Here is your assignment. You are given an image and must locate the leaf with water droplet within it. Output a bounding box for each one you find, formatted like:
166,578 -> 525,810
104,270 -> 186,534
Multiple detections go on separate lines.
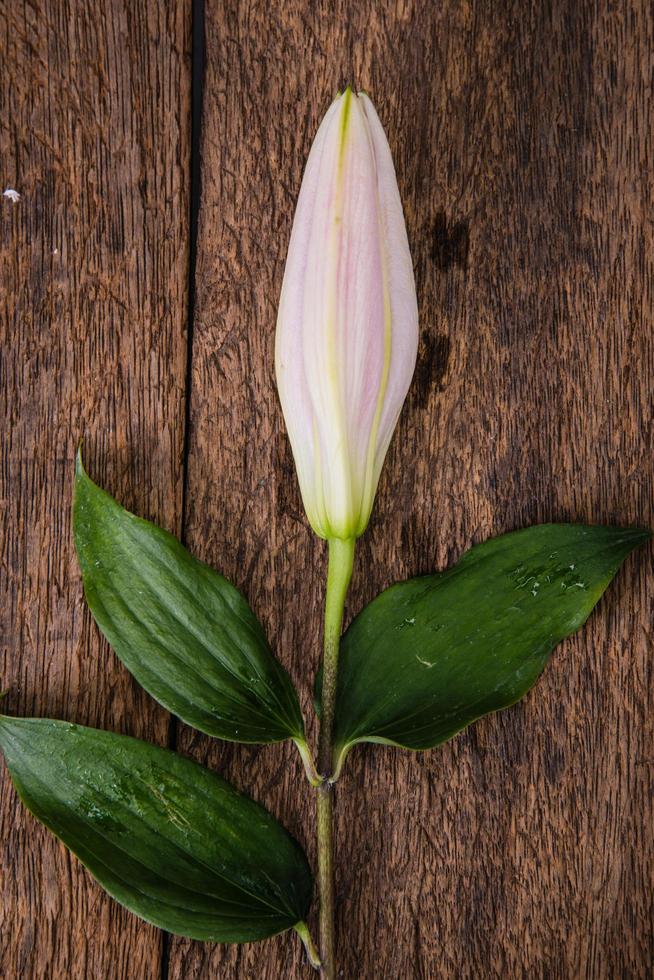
0,716 -> 313,942
330,524 -> 649,776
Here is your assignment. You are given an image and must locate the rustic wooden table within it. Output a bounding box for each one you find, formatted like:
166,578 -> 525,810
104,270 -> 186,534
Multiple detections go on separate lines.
2,2 -> 652,978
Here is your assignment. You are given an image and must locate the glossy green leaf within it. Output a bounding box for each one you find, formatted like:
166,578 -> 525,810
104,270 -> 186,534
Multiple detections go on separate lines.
0,716 -> 312,942
332,524 -> 649,774
74,452 -> 304,745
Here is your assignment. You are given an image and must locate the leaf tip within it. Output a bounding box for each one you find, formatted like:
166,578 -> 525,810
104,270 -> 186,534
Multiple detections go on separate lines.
0,692 -> 12,733
0,710 -> 15,752
75,442 -> 88,481
625,526 -> 651,546
608,525 -> 652,562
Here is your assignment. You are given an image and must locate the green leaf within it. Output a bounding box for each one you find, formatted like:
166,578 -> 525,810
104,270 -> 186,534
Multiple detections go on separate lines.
332,524 -> 649,774
0,716 -> 312,942
74,452 -> 304,745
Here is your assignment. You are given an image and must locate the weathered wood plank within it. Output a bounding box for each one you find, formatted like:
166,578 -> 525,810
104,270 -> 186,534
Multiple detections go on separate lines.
177,1 -> 653,977
0,2 -> 191,977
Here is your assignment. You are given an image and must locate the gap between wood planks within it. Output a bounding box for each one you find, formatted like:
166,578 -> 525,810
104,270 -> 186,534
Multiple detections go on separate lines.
161,0 -> 206,977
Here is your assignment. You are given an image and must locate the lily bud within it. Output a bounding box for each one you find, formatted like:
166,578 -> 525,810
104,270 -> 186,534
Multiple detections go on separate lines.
275,88 -> 419,541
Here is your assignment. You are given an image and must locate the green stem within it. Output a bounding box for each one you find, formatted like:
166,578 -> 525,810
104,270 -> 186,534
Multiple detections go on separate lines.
317,538 -> 355,776
316,536 -> 355,979
294,920 -> 322,970
316,786 -> 334,977
294,736 -> 323,787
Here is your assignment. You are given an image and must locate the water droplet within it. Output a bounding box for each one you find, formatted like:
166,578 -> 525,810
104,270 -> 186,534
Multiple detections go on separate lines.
79,797 -> 122,833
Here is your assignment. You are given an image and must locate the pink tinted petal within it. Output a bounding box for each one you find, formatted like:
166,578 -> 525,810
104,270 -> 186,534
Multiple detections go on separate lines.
336,94 -> 386,515
275,91 -> 418,540
359,94 -> 419,471
275,98 -> 342,534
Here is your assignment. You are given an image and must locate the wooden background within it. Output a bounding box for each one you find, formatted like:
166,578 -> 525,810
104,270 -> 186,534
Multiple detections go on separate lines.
1,1 -> 652,977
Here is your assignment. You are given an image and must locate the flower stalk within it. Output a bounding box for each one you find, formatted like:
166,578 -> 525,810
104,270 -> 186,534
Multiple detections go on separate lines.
315,537 -> 355,977
317,538 -> 355,776
276,87 -> 418,976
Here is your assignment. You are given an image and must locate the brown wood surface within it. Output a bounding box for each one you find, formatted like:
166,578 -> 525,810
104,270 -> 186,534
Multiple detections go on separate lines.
1,0 -> 653,978
0,0 -> 191,977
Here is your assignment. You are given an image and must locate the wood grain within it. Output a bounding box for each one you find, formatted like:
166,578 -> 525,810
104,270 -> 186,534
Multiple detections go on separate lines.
2,0 -> 652,978
177,1 -> 653,978
0,2 -> 190,978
